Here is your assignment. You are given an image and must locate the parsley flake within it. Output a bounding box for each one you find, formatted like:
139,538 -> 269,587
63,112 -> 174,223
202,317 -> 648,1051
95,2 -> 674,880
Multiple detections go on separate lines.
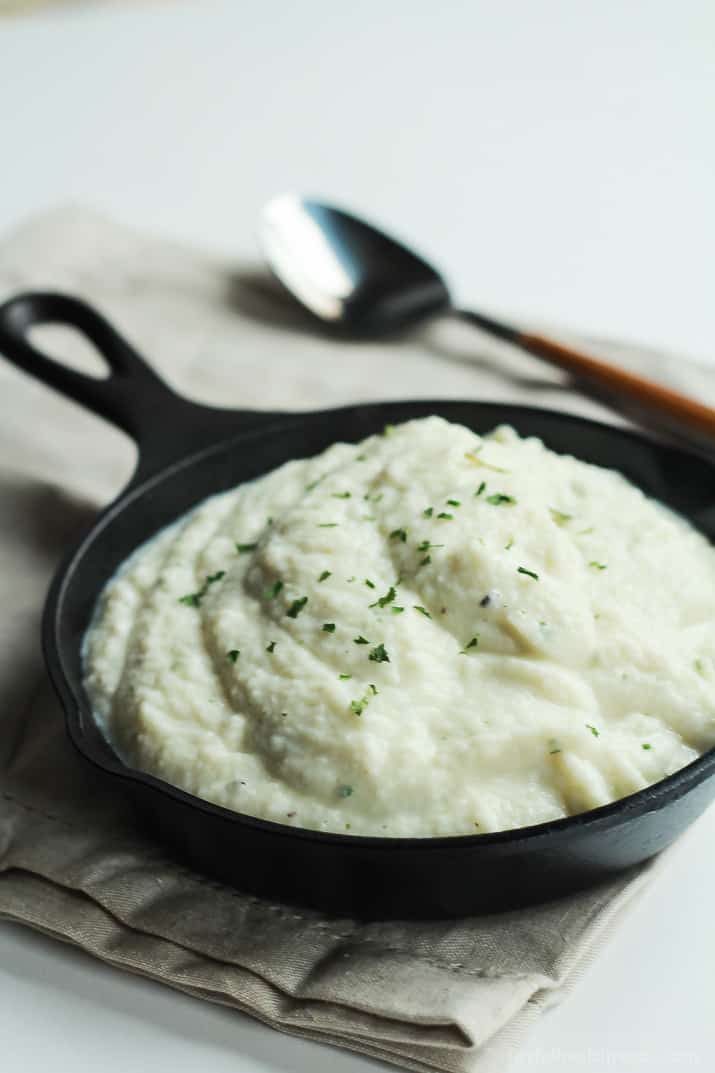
339,673 -> 352,680
350,699 -> 366,716
365,579 -> 376,589
642,743 -> 652,750
517,566 -> 539,580
392,605 -> 405,613
318,570 -> 332,582
382,424 -> 396,436
368,643 -> 390,663
475,481 -> 486,497
586,723 -> 600,737
446,498 -> 461,507
263,579 -> 284,600
369,683 -> 379,695
318,523 -> 338,528
419,555 -> 431,567
227,649 -> 240,663
423,506 -> 434,517
286,596 -> 308,618
332,491 -> 352,499
354,635 -> 370,645
370,585 -> 396,609
338,784 -> 354,797
236,542 -> 258,553
178,570 -> 226,608
322,622 -> 336,633
486,493 -> 516,506
389,528 -> 408,542
589,561 -> 607,571
461,636 -> 479,653
266,641 -> 276,653
305,476 -> 324,492
417,540 -> 444,552
549,508 -> 572,525
437,512 -> 453,520
413,605 -> 431,618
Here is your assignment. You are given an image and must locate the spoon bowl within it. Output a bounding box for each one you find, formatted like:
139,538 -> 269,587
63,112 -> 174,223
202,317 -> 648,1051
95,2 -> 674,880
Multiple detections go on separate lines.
262,195 -> 450,334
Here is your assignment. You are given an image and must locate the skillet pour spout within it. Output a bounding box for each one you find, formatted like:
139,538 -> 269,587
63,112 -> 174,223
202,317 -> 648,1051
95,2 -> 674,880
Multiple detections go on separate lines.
1,290 -> 714,920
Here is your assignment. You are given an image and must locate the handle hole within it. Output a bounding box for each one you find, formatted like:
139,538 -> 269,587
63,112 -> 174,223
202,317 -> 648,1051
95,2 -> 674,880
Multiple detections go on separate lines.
29,324 -> 110,380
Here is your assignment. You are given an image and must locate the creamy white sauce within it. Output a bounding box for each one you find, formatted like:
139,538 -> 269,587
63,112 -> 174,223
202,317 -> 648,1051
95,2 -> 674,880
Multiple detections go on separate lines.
83,418 -> 715,836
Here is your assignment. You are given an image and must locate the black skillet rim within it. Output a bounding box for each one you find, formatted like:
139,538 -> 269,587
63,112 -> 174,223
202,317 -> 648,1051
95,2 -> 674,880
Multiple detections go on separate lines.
44,398 -> 715,853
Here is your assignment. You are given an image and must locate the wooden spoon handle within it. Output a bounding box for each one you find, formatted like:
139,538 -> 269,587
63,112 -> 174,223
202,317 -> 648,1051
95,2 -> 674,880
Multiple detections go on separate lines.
518,331 -> 715,440
456,309 -> 715,442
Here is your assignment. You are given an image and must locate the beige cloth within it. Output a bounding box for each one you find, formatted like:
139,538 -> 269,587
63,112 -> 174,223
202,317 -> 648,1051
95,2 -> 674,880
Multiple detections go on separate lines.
1,208 -> 713,1073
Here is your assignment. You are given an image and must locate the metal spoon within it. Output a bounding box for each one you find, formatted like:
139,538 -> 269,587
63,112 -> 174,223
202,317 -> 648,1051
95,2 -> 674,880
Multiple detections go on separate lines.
261,194 -> 715,444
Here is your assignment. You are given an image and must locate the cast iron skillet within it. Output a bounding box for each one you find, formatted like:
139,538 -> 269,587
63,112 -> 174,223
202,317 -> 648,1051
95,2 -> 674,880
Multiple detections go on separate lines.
1,291 -> 714,920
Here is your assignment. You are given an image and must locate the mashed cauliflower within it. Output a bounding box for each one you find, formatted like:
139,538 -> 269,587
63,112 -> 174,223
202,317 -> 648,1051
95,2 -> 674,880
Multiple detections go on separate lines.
83,418 -> 715,836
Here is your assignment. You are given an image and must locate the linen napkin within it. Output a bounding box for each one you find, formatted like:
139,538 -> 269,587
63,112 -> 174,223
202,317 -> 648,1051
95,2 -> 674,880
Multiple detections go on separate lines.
1,207 -> 713,1073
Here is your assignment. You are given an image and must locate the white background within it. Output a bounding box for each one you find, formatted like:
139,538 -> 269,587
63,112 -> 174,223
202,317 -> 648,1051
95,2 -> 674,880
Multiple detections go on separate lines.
1,2 -> 714,1071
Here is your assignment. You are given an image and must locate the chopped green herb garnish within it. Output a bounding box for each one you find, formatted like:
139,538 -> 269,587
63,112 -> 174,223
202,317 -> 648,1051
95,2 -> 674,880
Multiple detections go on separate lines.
178,570 -> 226,608
577,527 -> 594,536
423,506 -> 434,517
305,476 -> 324,492
364,492 -> 383,502
350,699 -> 366,716
417,540 -> 444,552
266,641 -> 276,653
389,528 -> 408,542
437,512 -> 453,520
465,451 -> 509,473
517,566 -> 539,580
369,683 -> 379,695
695,658 -> 704,674
263,579 -> 284,600
586,723 -> 600,737
354,635 -> 370,645
549,508 -> 572,525
318,523 -> 338,528
364,579 -> 376,589
419,555 -> 431,567
413,605 -> 431,618
505,538 -> 514,550
391,605 -> 405,614
332,491 -> 352,499
370,585 -> 396,609
589,561 -> 607,570
383,424 -> 396,436
356,454 -> 366,461
227,649 -> 240,663
368,643 -> 390,663
236,542 -> 258,554
461,636 -> 479,653
475,481 -> 486,497
286,596 -> 308,618
486,493 -> 516,506
549,747 -> 561,755
338,784 -> 354,797
339,673 -> 352,680
642,743 -> 652,750
318,570 -> 332,582
322,622 -> 336,633
446,498 -> 461,507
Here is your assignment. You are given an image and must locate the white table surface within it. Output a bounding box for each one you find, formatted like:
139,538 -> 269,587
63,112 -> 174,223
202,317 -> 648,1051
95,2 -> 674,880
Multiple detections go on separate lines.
1,2 -> 713,1070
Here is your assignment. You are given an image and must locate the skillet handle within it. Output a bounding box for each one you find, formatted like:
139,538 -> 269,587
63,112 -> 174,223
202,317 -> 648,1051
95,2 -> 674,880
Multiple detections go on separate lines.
0,291 -> 188,444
